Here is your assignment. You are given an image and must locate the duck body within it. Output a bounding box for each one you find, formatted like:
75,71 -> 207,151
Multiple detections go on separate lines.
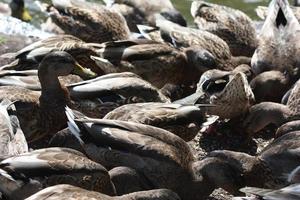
252,0 -> 300,77
155,18 -> 251,72
104,102 -> 207,141
25,184 -> 180,200
92,39 -> 200,88
49,0 -> 130,43
195,131 -> 300,196
52,109 -> 219,200
191,1 -> 257,57
1,35 -> 102,76
0,99 -> 28,159
0,147 -> 116,200
105,0 -> 186,31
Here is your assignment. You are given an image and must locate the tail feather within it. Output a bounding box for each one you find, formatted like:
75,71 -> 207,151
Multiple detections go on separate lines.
65,106 -> 84,145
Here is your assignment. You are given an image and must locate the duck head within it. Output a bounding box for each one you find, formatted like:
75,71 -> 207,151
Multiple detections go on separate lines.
198,70 -> 255,119
38,51 -> 96,86
252,0 -> 300,75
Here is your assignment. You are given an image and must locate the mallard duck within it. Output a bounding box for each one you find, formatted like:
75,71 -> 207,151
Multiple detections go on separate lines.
244,79 -> 300,135
193,131 -> 300,196
175,69 -> 255,119
252,0 -> 300,78
104,0 -> 186,31
191,1 -> 257,57
91,39 -> 211,88
0,51 -> 95,143
49,0 -> 130,43
48,107 -> 233,200
0,147 -> 116,200
104,102 -> 211,141
0,99 -> 27,159
25,184 -> 180,200
155,18 -> 251,72
250,71 -> 293,103
0,0 -> 31,22
1,35 -> 102,76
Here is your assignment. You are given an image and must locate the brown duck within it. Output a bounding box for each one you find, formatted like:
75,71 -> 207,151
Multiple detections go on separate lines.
104,102 -> 210,141
49,0 -> 130,43
91,39 -> 210,88
0,147 -> 116,200
155,18 -> 251,72
0,51 -> 94,143
1,34 -> 102,76
191,1 -> 257,57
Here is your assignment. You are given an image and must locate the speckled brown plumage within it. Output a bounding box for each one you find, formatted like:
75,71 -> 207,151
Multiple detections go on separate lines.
93,39 -> 202,88
0,147 -> 116,200
104,103 -> 207,141
49,0 -> 130,43
156,19 -> 251,71
191,1 -> 257,57
1,35 -> 103,75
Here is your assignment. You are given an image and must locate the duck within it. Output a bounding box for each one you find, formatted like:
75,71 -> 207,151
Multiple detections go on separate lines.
244,79 -> 300,135
91,39 -> 211,88
1,34 -> 103,76
48,0 -> 130,43
0,0 -> 31,22
0,147 -> 116,200
250,71 -> 293,103
0,51 -> 95,143
190,1 -> 257,57
175,69 -> 255,120
104,0 -> 186,32
154,17 -> 251,72
192,131 -> 300,196
103,102 -> 212,141
25,184 -> 180,200
49,108 -> 207,199
48,107 -> 241,200
0,99 -> 28,160
251,0 -> 300,79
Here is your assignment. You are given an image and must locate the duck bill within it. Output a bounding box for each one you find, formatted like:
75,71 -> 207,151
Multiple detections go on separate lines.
260,0 -> 300,36
72,62 -> 97,80
21,8 -> 32,22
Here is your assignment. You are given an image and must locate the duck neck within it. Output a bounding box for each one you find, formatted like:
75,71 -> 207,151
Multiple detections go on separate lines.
39,74 -> 70,109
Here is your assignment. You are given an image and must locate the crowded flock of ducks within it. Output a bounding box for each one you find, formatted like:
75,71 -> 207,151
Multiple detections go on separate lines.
0,0 -> 300,199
